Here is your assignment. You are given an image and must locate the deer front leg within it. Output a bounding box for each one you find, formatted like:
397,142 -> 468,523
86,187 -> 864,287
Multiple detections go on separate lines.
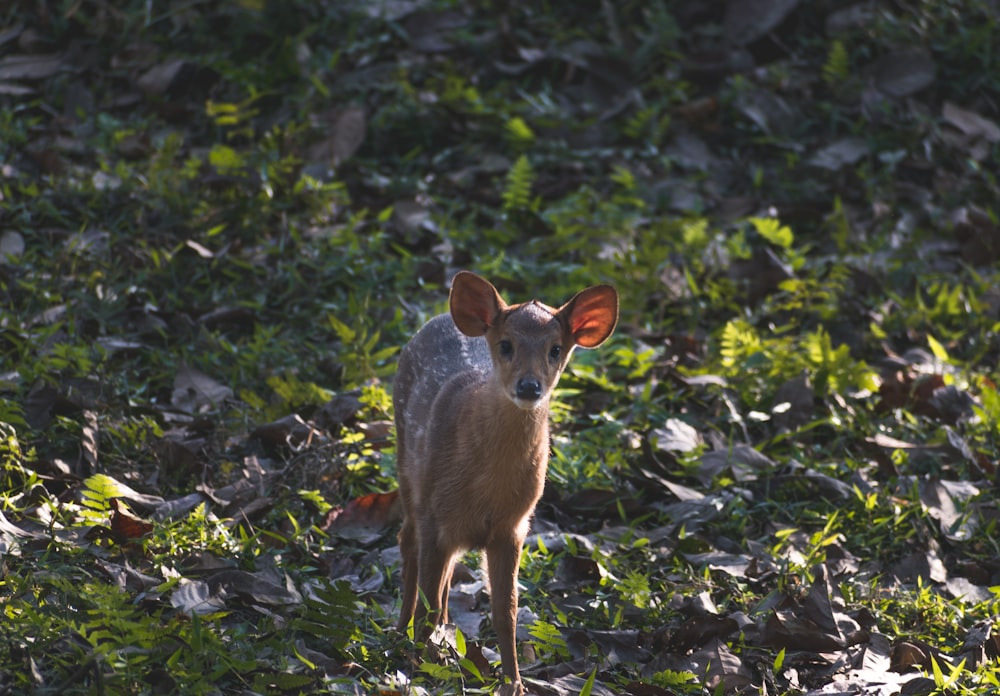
486,534 -> 524,686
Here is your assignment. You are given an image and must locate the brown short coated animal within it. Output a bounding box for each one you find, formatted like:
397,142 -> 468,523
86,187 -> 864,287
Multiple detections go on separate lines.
393,271 -> 619,692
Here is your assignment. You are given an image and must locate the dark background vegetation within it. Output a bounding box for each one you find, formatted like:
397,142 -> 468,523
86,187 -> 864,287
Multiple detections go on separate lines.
1,0 -> 999,693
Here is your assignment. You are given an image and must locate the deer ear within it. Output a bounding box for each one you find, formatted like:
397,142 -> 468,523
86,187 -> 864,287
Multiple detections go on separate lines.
561,284 -> 619,348
450,271 -> 507,337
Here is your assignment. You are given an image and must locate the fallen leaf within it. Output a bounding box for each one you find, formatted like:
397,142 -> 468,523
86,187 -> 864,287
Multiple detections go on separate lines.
724,0 -> 801,45
698,444 -> 775,485
109,498 -> 154,541
682,551 -> 751,577
314,391 -> 363,430
808,137 -> 869,170
323,491 -> 401,542
206,569 -> 303,606
650,418 -> 703,453
942,101 -> 1000,142
253,414 -> 321,451
556,554 -> 605,584
0,81 -> 34,95
136,58 -> 186,95
687,637 -> 752,691
332,105 -> 367,165
944,576 -> 991,605
0,52 -> 62,80
872,48 -> 936,98
170,578 -> 228,615
0,230 -> 24,260
668,615 -> 739,653
0,509 -> 45,540
403,9 -> 466,52
893,549 -> 948,584
363,0 -> 427,20
171,364 -> 234,413
919,478 -> 979,542
890,640 -> 937,672
762,609 -> 844,652
771,373 -> 814,431
152,492 -> 208,521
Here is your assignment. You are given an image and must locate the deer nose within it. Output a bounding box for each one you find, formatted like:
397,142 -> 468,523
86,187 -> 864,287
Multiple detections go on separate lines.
516,377 -> 543,401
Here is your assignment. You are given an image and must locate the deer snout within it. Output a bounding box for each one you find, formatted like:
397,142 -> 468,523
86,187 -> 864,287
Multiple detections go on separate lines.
515,376 -> 543,403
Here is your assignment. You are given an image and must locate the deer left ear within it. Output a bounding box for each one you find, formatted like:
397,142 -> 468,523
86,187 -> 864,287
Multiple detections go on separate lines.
560,285 -> 619,348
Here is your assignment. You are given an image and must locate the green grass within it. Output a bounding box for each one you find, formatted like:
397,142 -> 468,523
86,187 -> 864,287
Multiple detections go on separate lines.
1,0 -> 1000,693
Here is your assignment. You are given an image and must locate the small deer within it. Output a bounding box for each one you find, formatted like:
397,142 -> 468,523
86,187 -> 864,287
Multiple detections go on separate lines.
393,271 -> 619,692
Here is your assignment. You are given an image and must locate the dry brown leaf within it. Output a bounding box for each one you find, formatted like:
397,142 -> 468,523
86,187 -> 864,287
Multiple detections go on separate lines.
762,609 -> 844,652
109,498 -> 154,541
323,491 -> 401,543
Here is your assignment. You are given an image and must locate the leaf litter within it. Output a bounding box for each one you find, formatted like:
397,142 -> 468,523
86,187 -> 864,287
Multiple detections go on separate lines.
1,0 -> 999,694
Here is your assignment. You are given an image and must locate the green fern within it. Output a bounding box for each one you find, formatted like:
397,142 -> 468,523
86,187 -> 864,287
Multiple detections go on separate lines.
750,216 -> 794,248
719,319 -> 763,368
823,40 -> 849,85
527,619 -> 569,660
502,154 -> 535,212
80,473 -> 127,518
505,116 -> 535,147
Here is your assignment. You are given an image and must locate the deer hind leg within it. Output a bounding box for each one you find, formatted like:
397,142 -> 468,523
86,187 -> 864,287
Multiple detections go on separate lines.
439,563 -> 455,624
414,533 -> 454,633
396,516 -> 419,632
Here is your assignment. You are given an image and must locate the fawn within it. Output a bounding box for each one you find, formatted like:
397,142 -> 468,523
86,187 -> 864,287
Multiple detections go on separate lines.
393,271 -> 619,692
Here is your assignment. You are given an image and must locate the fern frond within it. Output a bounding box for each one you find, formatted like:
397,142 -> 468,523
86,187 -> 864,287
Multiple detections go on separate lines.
720,320 -> 761,368
823,41 -> 849,85
505,116 -> 535,147
750,216 -> 794,248
502,155 -> 535,212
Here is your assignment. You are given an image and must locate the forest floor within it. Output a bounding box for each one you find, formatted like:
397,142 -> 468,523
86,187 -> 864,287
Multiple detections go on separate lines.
2,0 -> 1000,694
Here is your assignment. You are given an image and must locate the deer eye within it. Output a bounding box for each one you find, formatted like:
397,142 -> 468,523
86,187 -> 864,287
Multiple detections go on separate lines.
499,340 -> 514,357
549,344 -> 562,361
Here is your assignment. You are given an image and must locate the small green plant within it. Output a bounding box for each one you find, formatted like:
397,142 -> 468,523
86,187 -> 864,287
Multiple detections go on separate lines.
823,40 -> 850,85
505,116 -> 536,148
527,620 -> 570,662
502,154 -> 536,212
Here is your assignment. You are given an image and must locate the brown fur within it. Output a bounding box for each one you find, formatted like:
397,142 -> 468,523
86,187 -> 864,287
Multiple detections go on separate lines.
393,272 -> 619,690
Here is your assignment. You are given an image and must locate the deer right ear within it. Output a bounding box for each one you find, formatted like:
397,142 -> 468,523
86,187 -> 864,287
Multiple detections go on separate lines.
561,284 -> 619,348
450,271 -> 506,337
